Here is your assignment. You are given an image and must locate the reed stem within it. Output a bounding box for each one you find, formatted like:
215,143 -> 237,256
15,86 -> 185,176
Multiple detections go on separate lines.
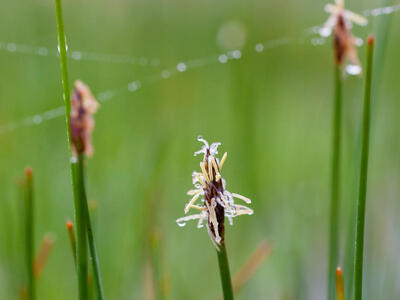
328,64 -> 343,300
24,168 -> 35,300
78,153 -> 105,300
217,244 -> 234,300
353,36 -> 375,300
54,0 -> 88,298
71,158 -> 88,299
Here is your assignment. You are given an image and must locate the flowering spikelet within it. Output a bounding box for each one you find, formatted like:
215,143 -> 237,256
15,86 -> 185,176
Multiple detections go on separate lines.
321,0 -> 368,74
70,80 -> 99,157
176,136 -> 253,250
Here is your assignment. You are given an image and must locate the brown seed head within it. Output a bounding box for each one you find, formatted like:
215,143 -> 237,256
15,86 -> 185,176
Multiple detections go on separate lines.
70,80 -> 99,157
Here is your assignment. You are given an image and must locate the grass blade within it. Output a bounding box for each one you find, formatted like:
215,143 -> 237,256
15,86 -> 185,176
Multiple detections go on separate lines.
353,36 -> 375,300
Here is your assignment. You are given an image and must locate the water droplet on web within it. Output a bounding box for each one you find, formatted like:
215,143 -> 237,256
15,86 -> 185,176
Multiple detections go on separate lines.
128,81 -> 141,92
57,43 -> 68,54
318,27 -> 331,37
218,54 -> 228,64
177,62 -> 187,72
7,43 -> 17,52
139,57 -> 148,65
161,70 -> 171,79
33,115 -> 43,124
177,221 -> 186,227
346,64 -> 362,76
255,43 -> 264,52
38,47 -> 48,56
311,37 -> 326,46
232,50 -> 242,59
71,51 -> 82,60
354,38 -> 363,47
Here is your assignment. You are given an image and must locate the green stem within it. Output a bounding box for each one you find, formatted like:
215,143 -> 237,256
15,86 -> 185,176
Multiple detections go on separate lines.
25,168 -> 34,300
353,36 -> 375,300
328,64 -> 342,300
217,244 -> 234,300
78,154 -> 105,300
54,0 -> 88,298
71,159 -> 88,299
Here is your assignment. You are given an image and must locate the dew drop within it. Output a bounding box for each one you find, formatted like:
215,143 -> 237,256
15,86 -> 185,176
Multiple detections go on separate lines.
71,51 -> 82,60
311,37 -> 326,46
128,81 -> 141,92
318,27 -> 331,37
177,62 -> 187,72
255,43 -> 264,52
57,43 -> 68,54
33,115 -> 43,124
139,57 -> 148,65
161,70 -> 171,79
7,43 -> 17,52
177,221 -> 186,227
354,38 -> 363,47
346,64 -> 362,76
232,50 -> 242,59
38,47 -> 48,56
218,54 -> 228,64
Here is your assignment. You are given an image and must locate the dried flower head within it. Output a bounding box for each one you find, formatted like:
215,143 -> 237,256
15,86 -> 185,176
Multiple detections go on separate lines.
176,136 -> 253,250
70,80 -> 99,157
321,0 -> 368,75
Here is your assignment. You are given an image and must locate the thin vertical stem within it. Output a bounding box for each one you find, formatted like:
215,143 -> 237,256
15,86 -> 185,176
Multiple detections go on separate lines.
78,154 -> 105,300
353,36 -> 375,300
24,167 -> 34,300
329,64 -> 343,300
217,244 -> 234,300
54,0 -> 88,298
71,159 -> 88,299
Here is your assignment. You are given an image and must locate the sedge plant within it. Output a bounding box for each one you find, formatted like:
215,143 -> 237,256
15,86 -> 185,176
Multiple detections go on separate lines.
54,1 -> 104,298
176,136 -> 254,300
320,2 -> 367,299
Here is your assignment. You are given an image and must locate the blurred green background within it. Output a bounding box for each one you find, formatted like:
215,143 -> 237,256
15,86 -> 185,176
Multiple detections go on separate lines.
0,0 -> 399,299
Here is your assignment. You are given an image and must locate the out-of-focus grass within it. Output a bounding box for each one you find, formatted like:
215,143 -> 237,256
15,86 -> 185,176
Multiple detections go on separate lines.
0,0 -> 399,299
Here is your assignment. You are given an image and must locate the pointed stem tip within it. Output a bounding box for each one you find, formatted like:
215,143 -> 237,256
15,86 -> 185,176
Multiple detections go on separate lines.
367,35 -> 375,46
335,267 -> 344,300
25,167 -> 33,179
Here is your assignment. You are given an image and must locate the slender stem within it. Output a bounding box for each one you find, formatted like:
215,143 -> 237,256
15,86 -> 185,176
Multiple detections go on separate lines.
24,168 -> 34,300
328,64 -> 342,300
353,36 -> 375,300
54,1 -> 88,298
217,244 -> 234,300
71,159 -> 88,299
78,154 -> 105,300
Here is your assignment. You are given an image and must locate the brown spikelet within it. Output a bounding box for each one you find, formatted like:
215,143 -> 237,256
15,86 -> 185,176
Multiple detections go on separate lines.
333,14 -> 361,69
70,80 -> 99,157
